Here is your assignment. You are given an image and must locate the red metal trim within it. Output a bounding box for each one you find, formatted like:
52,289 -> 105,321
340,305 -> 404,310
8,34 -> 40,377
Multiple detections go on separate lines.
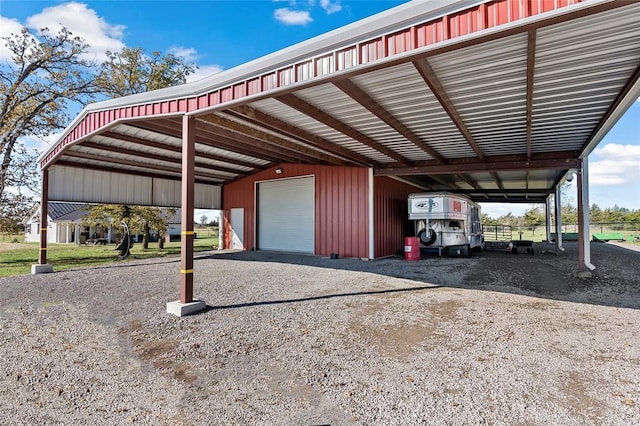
180,116 -> 196,303
41,0 -> 596,169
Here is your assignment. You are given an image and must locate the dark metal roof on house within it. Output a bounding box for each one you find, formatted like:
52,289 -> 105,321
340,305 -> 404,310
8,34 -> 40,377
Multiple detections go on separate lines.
47,202 -> 88,221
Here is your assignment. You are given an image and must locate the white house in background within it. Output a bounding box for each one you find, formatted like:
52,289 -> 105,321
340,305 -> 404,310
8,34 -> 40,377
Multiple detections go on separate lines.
23,202 -> 116,244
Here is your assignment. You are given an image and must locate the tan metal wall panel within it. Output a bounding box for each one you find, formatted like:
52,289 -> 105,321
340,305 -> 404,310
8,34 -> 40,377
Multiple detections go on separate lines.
48,165 -> 221,208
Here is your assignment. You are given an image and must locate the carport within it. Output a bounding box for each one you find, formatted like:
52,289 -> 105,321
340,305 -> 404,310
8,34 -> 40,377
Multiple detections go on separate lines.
34,0 -> 640,314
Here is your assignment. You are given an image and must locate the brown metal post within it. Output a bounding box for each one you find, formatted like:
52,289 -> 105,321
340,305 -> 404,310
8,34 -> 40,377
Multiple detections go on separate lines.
180,115 -> 196,303
39,169 -> 49,264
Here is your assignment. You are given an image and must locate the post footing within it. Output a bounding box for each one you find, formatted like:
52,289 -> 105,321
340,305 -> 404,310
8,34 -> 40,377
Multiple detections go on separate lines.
166,299 -> 206,317
31,264 -> 53,274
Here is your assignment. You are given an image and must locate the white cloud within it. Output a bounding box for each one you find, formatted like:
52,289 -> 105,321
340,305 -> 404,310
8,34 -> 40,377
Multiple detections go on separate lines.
590,143 -> 640,185
274,8 -> 313,25
0,15 -> 27,60
186,64 -> 224,83
169,46 -> 198,63
25,2 -> 125,62
320,0 -> 342,14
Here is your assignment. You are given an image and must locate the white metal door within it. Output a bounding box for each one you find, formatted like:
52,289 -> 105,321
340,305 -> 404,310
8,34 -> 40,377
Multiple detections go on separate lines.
257,177 -> 314,253
230,208 -> 244,250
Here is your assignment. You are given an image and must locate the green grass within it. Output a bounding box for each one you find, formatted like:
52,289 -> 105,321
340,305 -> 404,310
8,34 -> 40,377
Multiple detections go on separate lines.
0,234 -> 218,278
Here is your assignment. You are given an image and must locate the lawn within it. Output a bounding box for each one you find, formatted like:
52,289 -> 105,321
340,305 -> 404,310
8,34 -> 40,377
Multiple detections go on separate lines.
0,228 -> 218,278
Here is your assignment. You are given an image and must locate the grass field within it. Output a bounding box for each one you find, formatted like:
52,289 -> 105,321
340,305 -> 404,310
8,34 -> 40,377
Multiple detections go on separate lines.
0,227 -> 218,278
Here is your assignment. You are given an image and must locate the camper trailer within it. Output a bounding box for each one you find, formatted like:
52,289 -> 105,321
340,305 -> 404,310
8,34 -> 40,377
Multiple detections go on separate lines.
408,192 -> 484,257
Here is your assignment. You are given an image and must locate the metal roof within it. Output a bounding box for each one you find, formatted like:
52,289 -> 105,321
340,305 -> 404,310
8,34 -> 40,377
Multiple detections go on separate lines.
40,0 -> 640,205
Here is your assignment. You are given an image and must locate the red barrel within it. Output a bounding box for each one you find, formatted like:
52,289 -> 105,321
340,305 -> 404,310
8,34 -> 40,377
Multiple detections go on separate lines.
404,237 -> 420,261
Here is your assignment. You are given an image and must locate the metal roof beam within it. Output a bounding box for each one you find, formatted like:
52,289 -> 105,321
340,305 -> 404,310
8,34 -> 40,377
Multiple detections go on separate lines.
194,117 -> 336,165
413,59 -> 485,160
375,157 -> 580,176
448,189 -> 553,195
79,141 -> 248,177
101,130 -> 261,170
333,79 -> 445,163
276,93 -> 411,166
525,29 -> 537,161
198,113 -> 348,166
54,160 -> 218,185
63,150 -> 228,181
228,105 -> 375,167
131,119 -> 295,165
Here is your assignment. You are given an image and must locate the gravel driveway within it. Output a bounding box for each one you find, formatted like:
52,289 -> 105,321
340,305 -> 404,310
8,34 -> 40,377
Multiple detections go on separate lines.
1,241 -> 639,425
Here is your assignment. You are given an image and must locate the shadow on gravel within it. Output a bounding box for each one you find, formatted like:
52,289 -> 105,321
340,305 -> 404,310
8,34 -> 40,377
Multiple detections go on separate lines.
205,285 -> 440,311
198,242 -> 640,310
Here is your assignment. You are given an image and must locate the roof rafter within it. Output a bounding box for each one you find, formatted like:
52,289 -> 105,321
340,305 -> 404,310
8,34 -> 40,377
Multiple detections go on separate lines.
333,79 -> 446,163
526,30 -> 537,160
54,160 -> 217,185
79,141 -> 248,177
276,93 -> 411,166
64,150 -> 228,181
412,59 -> 485,160
100,130 -> 261,170
228,105 -> 375,167
375,156 -> 580,176
130,119 -> 297,165
198,113 -> 349,166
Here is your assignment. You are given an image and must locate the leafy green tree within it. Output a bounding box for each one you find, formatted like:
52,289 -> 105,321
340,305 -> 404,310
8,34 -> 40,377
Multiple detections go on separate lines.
95,47 -> 195,98
0,27 -> 96,209
480,212 -> 497,226
590,203 -> 603,223
523,206 -> 545,227
82,205 -> 176,250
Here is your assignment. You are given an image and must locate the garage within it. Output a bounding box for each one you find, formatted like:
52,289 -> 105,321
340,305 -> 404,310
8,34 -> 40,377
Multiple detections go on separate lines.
257,176 -> 315,253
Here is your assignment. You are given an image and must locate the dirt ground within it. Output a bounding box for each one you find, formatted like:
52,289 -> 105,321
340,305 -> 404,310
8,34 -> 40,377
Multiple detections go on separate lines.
0,240 -> 638,424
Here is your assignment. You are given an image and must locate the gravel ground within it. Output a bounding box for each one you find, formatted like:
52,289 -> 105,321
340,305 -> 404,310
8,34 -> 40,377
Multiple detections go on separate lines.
1,241 -> 639,425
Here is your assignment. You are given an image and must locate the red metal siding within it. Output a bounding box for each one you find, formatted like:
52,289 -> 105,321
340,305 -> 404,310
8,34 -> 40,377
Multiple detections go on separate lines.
42,0 -> 594,169
374,177 -> 419,258
222,164 -> 369,258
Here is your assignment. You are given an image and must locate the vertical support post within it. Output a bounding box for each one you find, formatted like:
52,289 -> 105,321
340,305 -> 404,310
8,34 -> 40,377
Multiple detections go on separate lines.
180,115 -> 195,304
577,158 -> 595,272
555,186 -> 564,252
368,167 -> 375,260
39,169 -> 49,264
31,169 -> 53,274
545,195 -> 552,243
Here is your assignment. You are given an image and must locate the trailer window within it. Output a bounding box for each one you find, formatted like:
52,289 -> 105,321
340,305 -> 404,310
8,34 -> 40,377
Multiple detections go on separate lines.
449,220 -> 460,228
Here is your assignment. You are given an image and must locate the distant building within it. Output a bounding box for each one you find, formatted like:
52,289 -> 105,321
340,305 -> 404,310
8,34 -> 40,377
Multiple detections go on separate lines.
23,202 -> 118,244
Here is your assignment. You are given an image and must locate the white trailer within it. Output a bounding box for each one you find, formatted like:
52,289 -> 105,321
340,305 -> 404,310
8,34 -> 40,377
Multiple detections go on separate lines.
408,192 -> 484,256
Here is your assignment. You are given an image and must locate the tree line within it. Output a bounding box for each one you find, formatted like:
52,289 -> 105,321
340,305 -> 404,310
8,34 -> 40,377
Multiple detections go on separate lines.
482,204 -> 640,229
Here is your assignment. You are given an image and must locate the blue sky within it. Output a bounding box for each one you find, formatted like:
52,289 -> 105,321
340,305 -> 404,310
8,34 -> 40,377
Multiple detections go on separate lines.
1,0 -> 638,218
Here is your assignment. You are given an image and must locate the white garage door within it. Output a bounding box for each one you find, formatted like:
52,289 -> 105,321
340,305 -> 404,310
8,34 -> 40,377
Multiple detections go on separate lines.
258,176 -> 314,253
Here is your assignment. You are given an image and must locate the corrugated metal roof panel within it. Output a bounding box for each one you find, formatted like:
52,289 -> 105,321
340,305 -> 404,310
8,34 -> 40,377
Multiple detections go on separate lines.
430,34 -> 528,157
250,98 -> 395,163
351,63 -> 475,159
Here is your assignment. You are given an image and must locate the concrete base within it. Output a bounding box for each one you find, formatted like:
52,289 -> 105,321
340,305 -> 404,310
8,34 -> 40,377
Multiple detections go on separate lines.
31,263 -> 54,274
166,299 -> 206,317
